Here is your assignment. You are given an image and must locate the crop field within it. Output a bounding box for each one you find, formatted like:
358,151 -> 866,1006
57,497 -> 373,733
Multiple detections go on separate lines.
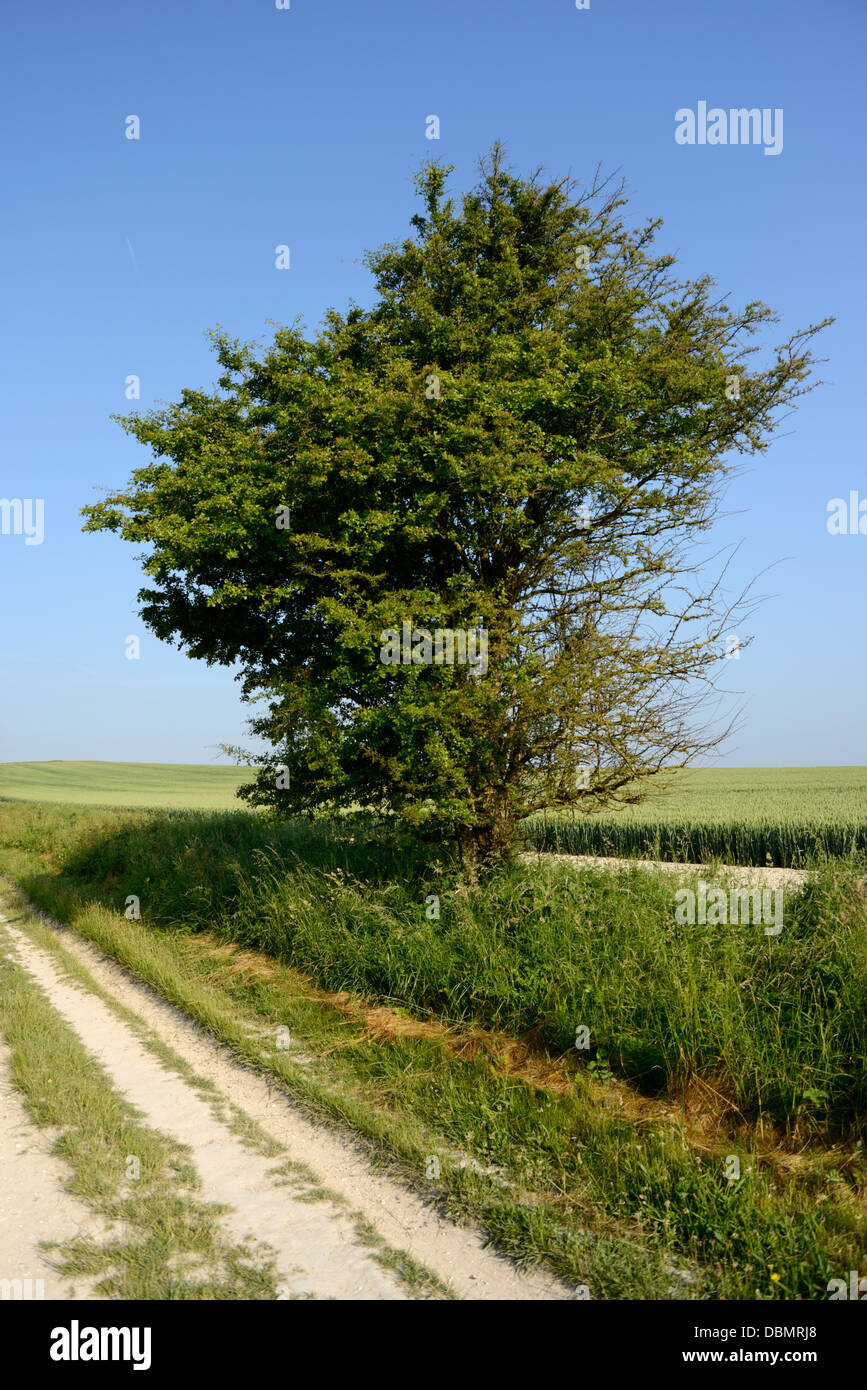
2,763 -> 866,868
524,765 -> 867,867
0,761 -> 250,811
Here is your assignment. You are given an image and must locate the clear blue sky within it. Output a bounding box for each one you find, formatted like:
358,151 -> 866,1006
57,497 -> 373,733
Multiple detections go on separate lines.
1,0 -> 864,766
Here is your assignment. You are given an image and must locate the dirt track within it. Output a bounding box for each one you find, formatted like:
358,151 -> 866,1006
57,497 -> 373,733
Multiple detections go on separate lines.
0,897 -> 572,1302
523,850 -> 811,890
0,1047 -> 108,1300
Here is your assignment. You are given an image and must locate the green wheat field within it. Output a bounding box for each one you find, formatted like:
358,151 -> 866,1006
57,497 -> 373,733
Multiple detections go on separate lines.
526,765 -> 867,866
0,761 -> 250,810
1,761 -> 865,866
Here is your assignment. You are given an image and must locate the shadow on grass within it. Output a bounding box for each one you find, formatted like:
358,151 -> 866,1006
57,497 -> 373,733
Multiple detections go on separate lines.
48,808 -> 448,929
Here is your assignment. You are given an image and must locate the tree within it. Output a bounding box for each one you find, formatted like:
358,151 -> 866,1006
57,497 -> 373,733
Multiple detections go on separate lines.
82,145 -> 829,874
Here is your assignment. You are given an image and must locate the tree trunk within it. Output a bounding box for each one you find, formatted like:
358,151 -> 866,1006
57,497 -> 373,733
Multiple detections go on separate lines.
456,799 -> 516,880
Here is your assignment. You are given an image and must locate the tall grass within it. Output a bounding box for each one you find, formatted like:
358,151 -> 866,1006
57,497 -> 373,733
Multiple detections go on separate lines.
227,851 -> 867,1133
5,802 -> 866,1136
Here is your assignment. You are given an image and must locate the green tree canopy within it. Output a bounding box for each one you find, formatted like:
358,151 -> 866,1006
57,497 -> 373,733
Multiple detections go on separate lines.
83,146 -> 829,871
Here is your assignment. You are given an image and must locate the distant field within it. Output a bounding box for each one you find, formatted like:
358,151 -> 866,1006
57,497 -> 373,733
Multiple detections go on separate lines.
526,765 -> 867,867
0,761 -> 251,810
2,762 -> 866,866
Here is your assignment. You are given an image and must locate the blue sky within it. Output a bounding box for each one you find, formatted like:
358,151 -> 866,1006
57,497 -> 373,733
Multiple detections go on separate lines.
1,0 -> 864,766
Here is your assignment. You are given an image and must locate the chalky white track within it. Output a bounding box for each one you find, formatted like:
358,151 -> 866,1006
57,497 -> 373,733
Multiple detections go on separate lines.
0,900 -> 571,1301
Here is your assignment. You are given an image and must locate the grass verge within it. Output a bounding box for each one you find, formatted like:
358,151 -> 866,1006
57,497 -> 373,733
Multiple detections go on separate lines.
1,801 -> 866,1299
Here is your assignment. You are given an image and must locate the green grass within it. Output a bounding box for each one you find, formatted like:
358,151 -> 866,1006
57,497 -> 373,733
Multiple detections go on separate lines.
0,761 -> 251,811
4,801 -> 866,1131
1,799 -> 866,1300
523,766 -> 867,867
